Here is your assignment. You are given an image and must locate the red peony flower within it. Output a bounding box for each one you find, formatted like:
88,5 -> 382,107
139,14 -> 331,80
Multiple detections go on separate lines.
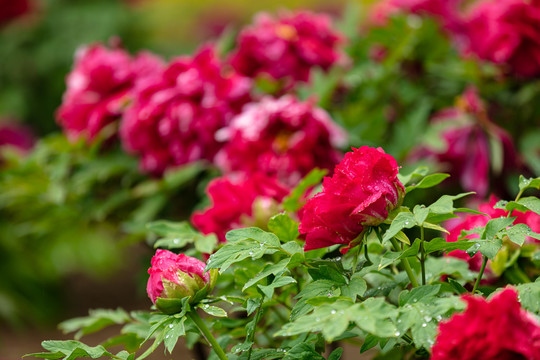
147,249 -> 215,305
0,121 -> 35,155
57,43 -> 164,142
215,96 -> 346,187
191,173 -> 289,243
464,0 -> 540,77
413,87 -> 519,197
299,146 -> 405,252
431,288 -> 540,360
229,11 -> 346,88
445,195 -> 540,278
120,45 -> 252,175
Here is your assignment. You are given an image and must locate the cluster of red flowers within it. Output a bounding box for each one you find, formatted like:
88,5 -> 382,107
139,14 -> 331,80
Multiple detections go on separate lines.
371,0 -> 540,78
56,11 -> 347,240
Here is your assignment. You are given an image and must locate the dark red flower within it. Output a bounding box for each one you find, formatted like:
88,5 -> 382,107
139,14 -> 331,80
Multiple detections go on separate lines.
215,96 -> 346,187
432,288 -> 540,360
464,0 -> 540,77
191,173 -> 289,243
299,146 -> 405,251
414,87 -> 519,197
0,0 -> 31,27
229,11 -> 346,88
57,44 -> 164,142
120,45 -> 252,175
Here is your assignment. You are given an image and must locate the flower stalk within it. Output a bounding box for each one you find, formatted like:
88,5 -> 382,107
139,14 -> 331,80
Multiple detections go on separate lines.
188,310 -> 228,360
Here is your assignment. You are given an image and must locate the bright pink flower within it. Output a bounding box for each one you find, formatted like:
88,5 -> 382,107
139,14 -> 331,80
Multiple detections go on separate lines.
464,0 -> 540,77
0,0 -> 31,27
445,196 -> 540,278
415,87 -> 519,197
147,249 -> 211,304
431,288 -> 540,360
215,96 -> 346,187
300,146 -> 405,252
191,173 -> 289,243
57,44 -> 164,142
229,11 -> 346,88
120,45 -> 252,175
0,121 -> 35,154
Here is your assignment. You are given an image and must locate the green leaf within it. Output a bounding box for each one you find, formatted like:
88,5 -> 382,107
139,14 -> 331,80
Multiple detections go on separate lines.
291,280 -> 340,320
268,213 -> 300,242
423,237 -> 475,254
283,343 -> 325,360
258,276 -> 297,299
243,258 -> 291,291
360,334 -> 379,353
398,166 -> 429,186
518,176 -> 540,192
383,211 -> 415,242
59,308 -> 130,340
406,173 -> 450,194
207,228 -> 280,273
163,316 -> 186,354
198,304 -> 227,318
413,205 -> 429,226
428,192 -> 475,214
482,217 -> 516,240
283,168 -> 327,212
378,239 -> 420,270
399,285 -> 441,306
516,197 -> 540,216
469,239 -> 503,260
327,348 -> 344,360
25,341 -> 113,359
517,279 -> 540,315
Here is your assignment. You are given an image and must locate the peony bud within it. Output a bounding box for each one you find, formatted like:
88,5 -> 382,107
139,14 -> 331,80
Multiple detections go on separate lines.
147,250 -> 217,314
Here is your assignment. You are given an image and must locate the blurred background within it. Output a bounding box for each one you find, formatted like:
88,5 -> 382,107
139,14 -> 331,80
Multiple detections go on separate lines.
2,0 -> 540,358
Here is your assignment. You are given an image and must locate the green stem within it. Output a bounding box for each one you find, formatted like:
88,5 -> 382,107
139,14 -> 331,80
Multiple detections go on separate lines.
471,256 -> 488,294
364,241 -> 373,265
188,310 -> 228,360
390,237 -> 419,287
246,303 -> 264,360
420,226 -> 426,286
351,242 -> 362,276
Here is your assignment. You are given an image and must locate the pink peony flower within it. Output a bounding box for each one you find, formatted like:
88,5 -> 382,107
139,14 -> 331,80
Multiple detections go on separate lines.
445,195 -> 540,278
57,43 -> 164,142
191,173 -> 289,242
0,121 -> 35,154
120,45 -> 252,175
299,146 -> 405,252
147,249 -> 214,305
414,87 -> 519,197
215,96 -> 346,187
229,11 -> 346,88
431,288 -> 540,360
0,0 -> 31,27
464,0 -> 540,77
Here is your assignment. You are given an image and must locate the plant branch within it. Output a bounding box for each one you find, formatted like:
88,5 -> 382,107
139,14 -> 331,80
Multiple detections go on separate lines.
471,256 -> 488,294
188,310 -> 228,360
390,237 -> 419,287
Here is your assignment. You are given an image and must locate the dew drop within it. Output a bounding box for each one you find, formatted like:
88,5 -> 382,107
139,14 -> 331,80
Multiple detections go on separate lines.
169,324 -> 174,328
331,310 -> 337,315
395,331 -> 401,337
422,323 -> 427,328
424,316 -> 432,322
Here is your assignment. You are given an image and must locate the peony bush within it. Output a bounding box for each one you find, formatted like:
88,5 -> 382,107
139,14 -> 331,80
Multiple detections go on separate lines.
0,0 -> 539,359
